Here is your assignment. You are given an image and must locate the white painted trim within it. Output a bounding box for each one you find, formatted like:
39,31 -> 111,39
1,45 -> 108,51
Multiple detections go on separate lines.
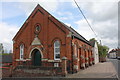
20,44 -> 24,60
54,63 -> 59,67
15,59 -> 25,61
42,58 -> 48,61
67,32 -> 72,37
54,40 -> 60,60
15,59 -> 20,61
48,60 -> 61,62
26,59 -> 31,61
48,60 -> 54,62
16,59 -> 31,61
13,40 -> 15,44
29,47 -> 43,58
74,65 -> 78,70
81,63 -> 85,68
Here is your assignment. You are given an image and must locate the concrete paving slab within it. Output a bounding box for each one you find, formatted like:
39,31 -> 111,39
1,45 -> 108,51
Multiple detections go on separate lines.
66,62 -> 117,78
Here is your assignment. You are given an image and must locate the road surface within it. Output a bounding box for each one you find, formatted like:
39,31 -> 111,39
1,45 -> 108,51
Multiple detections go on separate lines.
108,58 -> 120,79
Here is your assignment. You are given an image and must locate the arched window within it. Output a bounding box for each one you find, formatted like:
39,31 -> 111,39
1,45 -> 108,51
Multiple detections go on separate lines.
75,44 -> 78,57
20,44 -> 24,60
54,40 -> 60,60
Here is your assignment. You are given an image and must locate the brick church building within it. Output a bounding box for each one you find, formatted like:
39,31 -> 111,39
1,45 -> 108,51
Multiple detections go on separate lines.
12,4 -> 94,75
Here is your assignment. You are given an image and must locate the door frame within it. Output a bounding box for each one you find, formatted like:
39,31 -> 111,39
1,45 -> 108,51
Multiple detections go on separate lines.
32,49 -> 41,66
29,47 -> 43,59
29,47 -> 43,66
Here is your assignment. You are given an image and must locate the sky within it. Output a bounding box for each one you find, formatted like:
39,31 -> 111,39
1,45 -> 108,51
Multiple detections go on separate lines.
0,0 -> 119,53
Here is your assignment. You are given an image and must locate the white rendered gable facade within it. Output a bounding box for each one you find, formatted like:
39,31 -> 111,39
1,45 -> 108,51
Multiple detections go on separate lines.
93,42 -> 99,64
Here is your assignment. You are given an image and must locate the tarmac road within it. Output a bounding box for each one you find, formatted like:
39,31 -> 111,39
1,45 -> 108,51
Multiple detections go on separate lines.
108,58 -> 120,79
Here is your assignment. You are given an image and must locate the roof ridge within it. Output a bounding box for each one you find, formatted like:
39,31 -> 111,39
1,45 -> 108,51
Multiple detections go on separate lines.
13,4 -> 91,45
69,27 -> 89,41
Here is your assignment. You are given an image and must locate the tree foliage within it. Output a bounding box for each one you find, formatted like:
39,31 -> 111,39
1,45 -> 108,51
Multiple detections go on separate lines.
98,44 -> 109,57
89,38 -> 96,41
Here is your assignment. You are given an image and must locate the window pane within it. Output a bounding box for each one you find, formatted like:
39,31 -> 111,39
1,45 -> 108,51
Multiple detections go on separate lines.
21,55 -> 23,58
55,54 -> 60,59
20,44 -> 24,60
36,25 -> 40,31
55,48 -> 60,53
54,40 -> 60,60
55,41 -> 60,47
54,63 -> 59,67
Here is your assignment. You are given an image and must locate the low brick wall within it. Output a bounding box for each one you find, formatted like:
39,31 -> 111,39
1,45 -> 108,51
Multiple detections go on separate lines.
15,61 -> 61,67
12,65 -> 62,77
99,57 -> 106,62
2,68 -> 11,77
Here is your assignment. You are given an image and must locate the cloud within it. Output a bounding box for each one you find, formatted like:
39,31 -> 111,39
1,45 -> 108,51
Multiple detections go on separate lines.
88,2 -> 117,22
74,19 -> 95,40
0,3 -> 25,20
71,0 -> 118,49
71,1 -> 118,48
65,23 -> 72,27
72,0 -> 118,21
56,11 -> 74,21
94,20 -> 118,39
101,38 -> 118,49
59,17 -> 69,20
1,1 -> 60,52
0,22 -> 20,52
0,1 -> 118,50
1,0 -> 59,18
57,11 -> 73,16
17,0 -> 59,16
75,19 -> 118,49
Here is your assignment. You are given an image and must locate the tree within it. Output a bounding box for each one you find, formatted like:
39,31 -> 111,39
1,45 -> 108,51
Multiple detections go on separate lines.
89,38 -> 109,57
0,43 -> 4,54
98,44 -> 109,57
89,38 -> 96,41
89,38 -> 99,45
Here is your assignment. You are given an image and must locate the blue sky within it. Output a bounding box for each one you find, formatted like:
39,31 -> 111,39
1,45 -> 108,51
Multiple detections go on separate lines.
1,2 -> 29,26
0,0 -> 118,52
1,2 -> 84,28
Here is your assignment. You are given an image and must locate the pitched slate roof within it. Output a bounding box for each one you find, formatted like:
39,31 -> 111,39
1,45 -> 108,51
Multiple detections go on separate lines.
61,23 -> 91,45
89,40 -> 95,47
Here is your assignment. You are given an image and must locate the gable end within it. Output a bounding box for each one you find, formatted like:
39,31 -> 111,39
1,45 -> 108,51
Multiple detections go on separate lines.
48,18 -> 66,34
32,9 -> 44,18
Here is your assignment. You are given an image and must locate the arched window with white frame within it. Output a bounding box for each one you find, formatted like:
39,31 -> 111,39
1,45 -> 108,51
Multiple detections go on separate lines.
20,44 -> 24,60
54,40 -> 60,60
75,44 -> 78,57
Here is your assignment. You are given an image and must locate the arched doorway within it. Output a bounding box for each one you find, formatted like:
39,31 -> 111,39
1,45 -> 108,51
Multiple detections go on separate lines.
31,49 -> 42,66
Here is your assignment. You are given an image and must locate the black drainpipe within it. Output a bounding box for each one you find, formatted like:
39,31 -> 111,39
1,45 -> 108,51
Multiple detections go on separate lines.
71,35 -> 74,74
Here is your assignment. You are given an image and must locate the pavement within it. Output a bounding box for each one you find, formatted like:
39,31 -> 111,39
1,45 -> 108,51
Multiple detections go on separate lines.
66,61 -> 117,78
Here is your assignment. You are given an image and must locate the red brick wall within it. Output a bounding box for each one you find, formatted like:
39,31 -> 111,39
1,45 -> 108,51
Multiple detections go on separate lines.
13,5 -> 71,67
12,5 -> 93,74
72,38 -> 93,71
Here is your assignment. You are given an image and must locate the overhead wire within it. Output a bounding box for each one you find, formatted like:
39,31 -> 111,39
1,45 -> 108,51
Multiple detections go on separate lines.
73,0 -> 98,39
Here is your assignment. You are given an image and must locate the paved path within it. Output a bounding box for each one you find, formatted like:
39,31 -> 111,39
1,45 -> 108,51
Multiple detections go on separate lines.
66,62 -> 117,78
